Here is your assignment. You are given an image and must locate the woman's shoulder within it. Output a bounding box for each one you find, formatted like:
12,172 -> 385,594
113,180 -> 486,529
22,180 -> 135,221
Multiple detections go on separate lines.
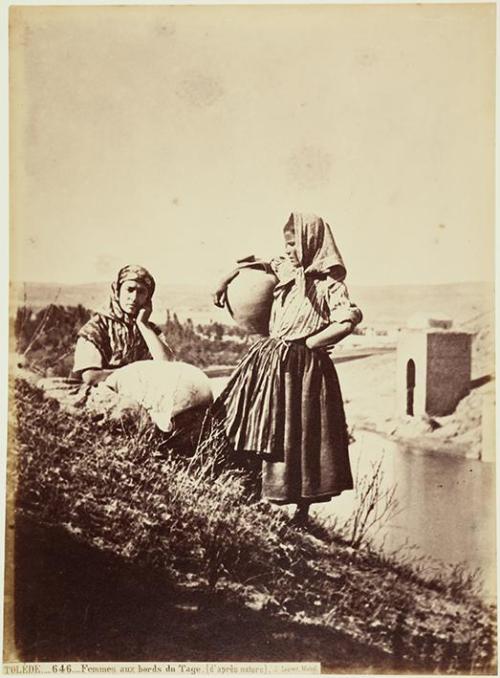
80,311 -> 109,329
78,312 -> 112,341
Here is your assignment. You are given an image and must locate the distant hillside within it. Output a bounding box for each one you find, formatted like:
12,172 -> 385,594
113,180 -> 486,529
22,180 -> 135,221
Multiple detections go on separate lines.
10,280 -> 494,330
9,281 -> 211,324
348,281 -> 494,329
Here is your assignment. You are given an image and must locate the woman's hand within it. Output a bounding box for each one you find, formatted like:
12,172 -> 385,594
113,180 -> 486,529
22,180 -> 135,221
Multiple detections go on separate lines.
81,368 -> 115,386
212,268 -> 241,307
136,309 -> 172,361
212,285 -> 228,308
136,303 -> 152,325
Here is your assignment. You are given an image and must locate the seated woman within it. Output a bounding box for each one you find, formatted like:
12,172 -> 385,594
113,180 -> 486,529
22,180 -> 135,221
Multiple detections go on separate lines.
73,264 -> 172,383
70,265 -> 212,444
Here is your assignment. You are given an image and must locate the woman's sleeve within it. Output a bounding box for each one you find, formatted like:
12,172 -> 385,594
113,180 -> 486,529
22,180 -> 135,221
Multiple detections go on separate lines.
148,322 -> 162,336
325,278 -> 363,326
73,337 -> 104,373
74,315 -> 109,372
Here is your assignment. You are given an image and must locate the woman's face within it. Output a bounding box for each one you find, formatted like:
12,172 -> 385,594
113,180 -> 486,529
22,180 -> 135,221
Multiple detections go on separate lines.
118,280 -> 150,316
284,228 -> 300,268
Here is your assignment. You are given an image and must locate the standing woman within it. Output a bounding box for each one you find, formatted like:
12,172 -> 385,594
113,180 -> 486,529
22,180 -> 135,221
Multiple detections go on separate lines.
73,264 -> 172,383
212,213 -> 362,524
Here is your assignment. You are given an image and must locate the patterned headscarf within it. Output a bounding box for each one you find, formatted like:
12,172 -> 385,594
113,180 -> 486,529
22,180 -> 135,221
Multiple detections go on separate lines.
107,265 -> 156,323
276,213 -> 346,294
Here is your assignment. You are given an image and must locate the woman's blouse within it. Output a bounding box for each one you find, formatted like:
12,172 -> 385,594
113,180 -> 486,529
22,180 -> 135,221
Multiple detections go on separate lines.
73,313 -> 161,375
269,263 -> 362,341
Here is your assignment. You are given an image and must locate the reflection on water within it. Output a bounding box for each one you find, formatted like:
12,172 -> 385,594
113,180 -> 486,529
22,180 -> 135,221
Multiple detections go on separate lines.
314,431 -> 497,601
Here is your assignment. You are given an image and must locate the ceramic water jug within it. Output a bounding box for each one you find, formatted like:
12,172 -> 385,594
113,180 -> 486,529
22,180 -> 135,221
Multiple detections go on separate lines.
225,266 -> 278,335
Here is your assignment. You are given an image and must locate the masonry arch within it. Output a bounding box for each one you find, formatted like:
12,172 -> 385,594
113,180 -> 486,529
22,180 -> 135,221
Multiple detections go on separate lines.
406,359 -> 416,416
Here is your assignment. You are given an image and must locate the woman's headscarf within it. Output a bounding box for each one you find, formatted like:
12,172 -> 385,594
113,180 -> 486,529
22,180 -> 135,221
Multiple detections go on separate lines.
276,213 -> 346,294
107,265 -> 156,323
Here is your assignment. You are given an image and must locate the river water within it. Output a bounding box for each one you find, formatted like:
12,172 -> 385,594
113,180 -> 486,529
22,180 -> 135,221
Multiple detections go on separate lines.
314,431 -> 496,602
209,377 -> 496,602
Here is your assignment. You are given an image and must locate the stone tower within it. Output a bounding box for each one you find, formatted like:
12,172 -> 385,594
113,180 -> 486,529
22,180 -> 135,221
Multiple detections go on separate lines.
396,315 -> 472,417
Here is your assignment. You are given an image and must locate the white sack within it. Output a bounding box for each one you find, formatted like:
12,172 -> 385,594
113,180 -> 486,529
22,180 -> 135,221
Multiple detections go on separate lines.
104,360 -> 213,432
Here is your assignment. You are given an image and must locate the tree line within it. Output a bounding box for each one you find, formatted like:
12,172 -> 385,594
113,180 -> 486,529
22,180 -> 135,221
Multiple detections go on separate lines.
13,304 -> 251,377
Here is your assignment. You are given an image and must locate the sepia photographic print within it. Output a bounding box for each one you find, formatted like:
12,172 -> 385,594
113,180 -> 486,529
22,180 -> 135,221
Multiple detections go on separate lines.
3,1 -> 497,674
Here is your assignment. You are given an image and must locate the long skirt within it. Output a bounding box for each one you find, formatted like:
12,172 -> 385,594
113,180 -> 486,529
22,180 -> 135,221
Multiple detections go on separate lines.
211,337 -> 353,504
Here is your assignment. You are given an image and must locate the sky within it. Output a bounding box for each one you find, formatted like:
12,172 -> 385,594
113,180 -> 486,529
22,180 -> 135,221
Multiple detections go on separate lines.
9,3 -> 495,288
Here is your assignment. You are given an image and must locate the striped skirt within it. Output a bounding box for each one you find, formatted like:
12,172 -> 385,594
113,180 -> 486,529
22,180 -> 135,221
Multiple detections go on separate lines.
211,337 -> 353,504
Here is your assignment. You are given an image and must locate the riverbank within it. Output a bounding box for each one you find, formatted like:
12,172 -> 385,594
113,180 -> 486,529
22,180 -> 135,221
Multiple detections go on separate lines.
336,347 -> 494,461
9,377 -> 496,671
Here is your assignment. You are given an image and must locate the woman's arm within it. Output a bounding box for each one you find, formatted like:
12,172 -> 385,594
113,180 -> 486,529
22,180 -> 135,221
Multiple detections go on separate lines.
73,335 -> 112,385
305,277 -> 363,349
136,307 -> 173,361
81,368 -> 115,386
305,321 -> 354,350
212,256 -> 273,307
212,268 -> 241,307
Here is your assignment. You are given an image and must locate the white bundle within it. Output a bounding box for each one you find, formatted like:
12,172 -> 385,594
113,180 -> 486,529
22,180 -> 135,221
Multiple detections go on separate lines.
104,360 -> 213,432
